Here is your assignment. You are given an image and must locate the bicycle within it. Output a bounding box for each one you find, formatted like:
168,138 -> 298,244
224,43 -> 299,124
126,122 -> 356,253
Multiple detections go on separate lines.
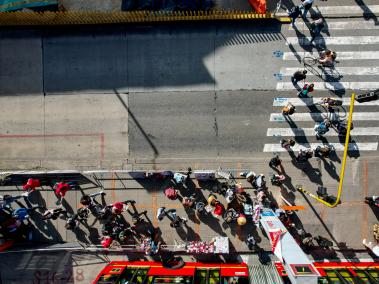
302,55 -> 341,80
315,98 -> 347,120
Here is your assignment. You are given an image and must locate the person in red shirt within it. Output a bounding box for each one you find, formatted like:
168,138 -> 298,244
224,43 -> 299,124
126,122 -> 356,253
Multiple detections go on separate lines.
22,178 -> 40,193
54,182 -> 72,205
298,83 -> 314,98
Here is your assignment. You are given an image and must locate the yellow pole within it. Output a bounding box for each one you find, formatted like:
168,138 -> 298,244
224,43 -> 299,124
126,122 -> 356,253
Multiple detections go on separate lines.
297,93 -> 355,208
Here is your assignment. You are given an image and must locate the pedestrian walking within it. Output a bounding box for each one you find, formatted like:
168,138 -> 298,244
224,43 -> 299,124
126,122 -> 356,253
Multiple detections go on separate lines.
223,208 -> 239,224
298,83 -> 314,98
164,187 -> 179,200
22,178 -> 40,193
314,145 -> 331,158
269,155 -> 282,168
291,70 -> 307,85
280,138 -> 296,150
314,118 -> 331,138
365,196 -> 379,208
288,5 -> 302,26
182,193 -> 196,208
296,149 -> 313,163
300,0 -> 314,18
195,201 -> 205,217
310,18 -> 325,44
282,102 -> 296,115
0,193 -> 29,211
54,182 -> 73,205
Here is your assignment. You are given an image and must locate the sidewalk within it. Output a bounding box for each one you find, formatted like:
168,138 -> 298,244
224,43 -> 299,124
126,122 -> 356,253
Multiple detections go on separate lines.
1,156 -> 378,259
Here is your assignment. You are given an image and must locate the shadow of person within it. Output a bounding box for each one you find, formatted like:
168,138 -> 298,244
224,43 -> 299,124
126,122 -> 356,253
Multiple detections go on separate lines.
354,0 -> 379,24
319,157 -> 340,182
199,213 -> 226,236
284,115 -> 311,147
367,203 -> 379,220
292,25 -> 315,53
72,226 -> 90,245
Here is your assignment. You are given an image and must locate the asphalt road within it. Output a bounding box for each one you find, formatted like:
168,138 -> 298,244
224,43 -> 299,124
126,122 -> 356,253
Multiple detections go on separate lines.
1,16 -> 379,168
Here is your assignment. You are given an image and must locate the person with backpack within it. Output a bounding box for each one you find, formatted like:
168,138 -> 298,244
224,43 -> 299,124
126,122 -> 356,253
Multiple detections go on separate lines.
298,83 -> 314,98
269,155 -> 282,169
296,149 -> 313,163
164,187 -> 179,200
310,18 -> 325,44
282,102 -> 296,116
314,118 -> 331,138
291,69 -> 307,85
280,138 -> 296,150
300,0 -> 314,18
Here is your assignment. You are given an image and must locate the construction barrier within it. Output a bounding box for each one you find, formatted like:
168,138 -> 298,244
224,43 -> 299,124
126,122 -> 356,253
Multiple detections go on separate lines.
0,10 -> 281,26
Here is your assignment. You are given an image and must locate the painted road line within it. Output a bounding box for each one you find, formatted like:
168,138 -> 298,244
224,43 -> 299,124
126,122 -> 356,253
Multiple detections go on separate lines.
267,127 -> 379,137
286,36 -> 379,46
283,51 -> 379,61
270,112 -> 379,122
289,20 -> 379,31
315,5 -> 379,15
263,142 -> 378,152
280,67 -> 379,76
276,82 -> 379,91
273,97 -> 379,107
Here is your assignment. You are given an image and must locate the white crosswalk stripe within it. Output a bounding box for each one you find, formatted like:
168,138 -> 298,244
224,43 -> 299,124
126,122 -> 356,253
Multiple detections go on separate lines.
267,127 -> 379,137
270,112 -> 379,122
277,82 -> 379,91
268,15 -> 379,153
280,67 -> 379,76
273,97 -> 379,107
283,51 -> 379,61
263,143 -> 378,152
313,5 -> 379,15
286,36 -> 379,46
289,20 -> 379,31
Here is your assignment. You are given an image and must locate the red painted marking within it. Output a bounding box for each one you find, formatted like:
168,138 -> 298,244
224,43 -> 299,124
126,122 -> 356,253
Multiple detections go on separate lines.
100,133 -> 105,160
0,132 -> 105,160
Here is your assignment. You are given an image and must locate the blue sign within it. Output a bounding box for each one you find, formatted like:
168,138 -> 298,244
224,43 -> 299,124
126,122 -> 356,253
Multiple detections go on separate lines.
274,73 -> 283,80
261,211 -> 275,217
273,50 -> 284,58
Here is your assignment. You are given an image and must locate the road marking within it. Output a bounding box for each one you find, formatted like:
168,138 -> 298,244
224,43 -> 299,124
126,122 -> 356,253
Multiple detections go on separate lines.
280,67 -> 379,76
286,36 -> 379,46
267,127 -> 379,136
283,51 -> 379,61
263,143 -> 378,152
289,20 -> 379,31
273,97 -> 379,107
276,81 -> 379,91
314,5 -> 379,15
270,112 -> 379,122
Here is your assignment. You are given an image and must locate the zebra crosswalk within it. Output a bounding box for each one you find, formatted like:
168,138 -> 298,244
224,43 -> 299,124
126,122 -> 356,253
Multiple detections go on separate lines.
276,14 -> 379,92
266,13 -> 379,153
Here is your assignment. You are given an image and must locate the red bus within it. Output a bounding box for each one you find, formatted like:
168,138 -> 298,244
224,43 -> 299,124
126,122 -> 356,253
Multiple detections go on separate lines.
93,261 -> 249,284
275,261 -> 379,283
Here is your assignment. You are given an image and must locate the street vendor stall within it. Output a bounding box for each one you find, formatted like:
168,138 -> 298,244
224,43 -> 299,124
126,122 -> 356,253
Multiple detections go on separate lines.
260,209 -> 319,284
175,237 -> 229,254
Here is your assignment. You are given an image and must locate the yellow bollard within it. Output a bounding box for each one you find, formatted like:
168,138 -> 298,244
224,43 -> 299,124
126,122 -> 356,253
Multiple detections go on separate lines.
296,93 -> 355,208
